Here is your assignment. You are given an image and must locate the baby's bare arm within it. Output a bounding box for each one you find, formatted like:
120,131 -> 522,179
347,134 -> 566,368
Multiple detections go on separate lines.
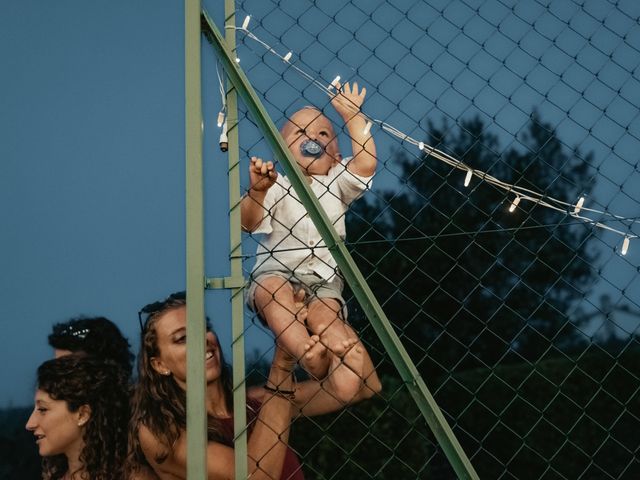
241,156 -> 277,232
331,82 -> 377,177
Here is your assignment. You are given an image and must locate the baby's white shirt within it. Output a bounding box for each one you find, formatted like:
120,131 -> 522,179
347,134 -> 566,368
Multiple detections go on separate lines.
250,157 -> 373,280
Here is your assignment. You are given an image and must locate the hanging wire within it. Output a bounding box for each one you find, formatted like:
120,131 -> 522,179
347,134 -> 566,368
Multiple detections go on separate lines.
225,18 -> 638,255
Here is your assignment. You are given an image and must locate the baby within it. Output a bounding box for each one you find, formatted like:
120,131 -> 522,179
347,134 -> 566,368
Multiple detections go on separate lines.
241,82 -> 377,398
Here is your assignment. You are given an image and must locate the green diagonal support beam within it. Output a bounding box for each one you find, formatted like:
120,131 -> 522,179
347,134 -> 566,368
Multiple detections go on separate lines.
201,10 -> 479,480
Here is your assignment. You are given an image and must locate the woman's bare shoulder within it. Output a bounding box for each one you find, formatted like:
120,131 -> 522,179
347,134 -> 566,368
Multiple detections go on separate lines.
138,423 -> 161,449
137,425 -> 184,479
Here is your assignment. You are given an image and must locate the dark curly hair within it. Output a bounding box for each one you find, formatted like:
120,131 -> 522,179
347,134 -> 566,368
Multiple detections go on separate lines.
36,354 -> 129,480
48,316 -> 134,377
127,292 -> 233,472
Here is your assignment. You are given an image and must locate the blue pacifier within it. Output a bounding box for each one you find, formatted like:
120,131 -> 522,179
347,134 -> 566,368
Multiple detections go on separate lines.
300,139 -> 324,159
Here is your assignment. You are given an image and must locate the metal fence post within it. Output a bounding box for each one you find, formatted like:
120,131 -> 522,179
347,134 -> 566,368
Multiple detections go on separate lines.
224,0 -> 249,477
185,0 -> 207,478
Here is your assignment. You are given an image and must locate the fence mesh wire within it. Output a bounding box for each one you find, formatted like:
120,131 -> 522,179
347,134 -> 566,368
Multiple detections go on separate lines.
210,1 -> 640,478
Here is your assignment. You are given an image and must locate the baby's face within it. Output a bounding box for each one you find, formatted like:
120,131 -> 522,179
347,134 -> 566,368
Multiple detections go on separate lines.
281,108 -> 340,176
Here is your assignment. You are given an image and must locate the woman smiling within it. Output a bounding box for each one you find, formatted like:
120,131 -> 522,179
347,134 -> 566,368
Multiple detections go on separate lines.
129,291 -> 381,479
26,354 -> 130,480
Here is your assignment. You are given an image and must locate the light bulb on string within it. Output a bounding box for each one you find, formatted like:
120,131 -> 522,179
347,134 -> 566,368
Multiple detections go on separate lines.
621,237 -> 630,256
283,52 -> 292,62
241,16 -> 251,30
219,120 -> 228,152
363,121 -> 372,136
233,21 -> 638,247
508,196 -> 521,213
217,111 -> 225,128
464,169 -> 473,187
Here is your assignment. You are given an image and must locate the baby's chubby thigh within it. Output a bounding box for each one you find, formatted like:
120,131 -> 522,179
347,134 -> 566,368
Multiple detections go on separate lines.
306,297 -> 342,327
252,274 -> 299,319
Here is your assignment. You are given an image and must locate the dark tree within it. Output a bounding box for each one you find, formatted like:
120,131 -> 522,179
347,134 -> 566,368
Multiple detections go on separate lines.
0,407 -> 41,480
346,113 -> 598,378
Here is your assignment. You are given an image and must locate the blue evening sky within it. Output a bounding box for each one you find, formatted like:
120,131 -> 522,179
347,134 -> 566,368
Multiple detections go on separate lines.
0,0 -> 234,406
2,0 -> 639,407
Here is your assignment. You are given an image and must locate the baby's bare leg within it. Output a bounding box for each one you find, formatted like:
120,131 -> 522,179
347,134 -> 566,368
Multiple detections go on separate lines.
323,340 -> 367,404
253,276 -> 329,379
306,298 -> 355,356
305,298 -> 367,401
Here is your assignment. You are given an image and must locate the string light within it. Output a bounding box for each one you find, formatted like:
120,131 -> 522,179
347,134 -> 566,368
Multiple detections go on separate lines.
621,237 -> 630,255
464,169 -> 473,187
241,15 -> 251,30
219,120 -> 228,152
215,61 -> 227,130
509,196 -> 521,213
363,121 -> 372,136
228,15 -> 639,248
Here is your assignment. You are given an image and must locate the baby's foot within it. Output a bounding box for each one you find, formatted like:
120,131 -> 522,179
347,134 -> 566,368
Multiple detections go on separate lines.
318,325 -> 358,357
301,334 -> 329,379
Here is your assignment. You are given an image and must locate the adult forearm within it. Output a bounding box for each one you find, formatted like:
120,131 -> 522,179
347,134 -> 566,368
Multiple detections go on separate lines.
293,340 -> 382,417
356,341 -> 382,400
246,399 -> 291,479
246,356 -> 295,479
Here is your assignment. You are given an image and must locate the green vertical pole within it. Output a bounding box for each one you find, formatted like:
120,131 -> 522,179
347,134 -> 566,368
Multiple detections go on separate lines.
185,0 -> 207,479
201,12 -> 479,480
224,0 -> 249,477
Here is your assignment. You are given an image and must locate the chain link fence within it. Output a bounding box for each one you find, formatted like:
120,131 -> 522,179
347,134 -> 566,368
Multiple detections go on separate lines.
209,1 -> 640,478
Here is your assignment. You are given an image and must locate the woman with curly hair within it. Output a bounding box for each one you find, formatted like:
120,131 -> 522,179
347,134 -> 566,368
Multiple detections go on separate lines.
26,354 -> 130,480
129,291 -> 381,479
